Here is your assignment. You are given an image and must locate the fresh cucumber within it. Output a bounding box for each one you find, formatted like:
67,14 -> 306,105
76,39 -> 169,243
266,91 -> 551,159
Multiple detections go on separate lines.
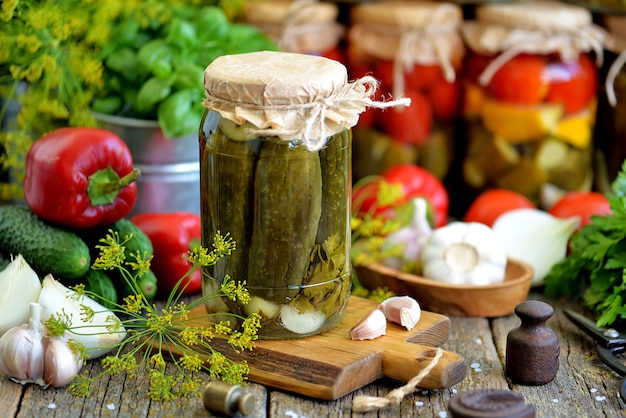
0,205 -> 91,279
81,218 -> 153,262
83,269 -> 118,309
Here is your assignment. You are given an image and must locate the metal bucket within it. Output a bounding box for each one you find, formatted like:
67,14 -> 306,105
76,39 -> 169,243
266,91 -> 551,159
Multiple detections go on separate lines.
93,113 -> 200,216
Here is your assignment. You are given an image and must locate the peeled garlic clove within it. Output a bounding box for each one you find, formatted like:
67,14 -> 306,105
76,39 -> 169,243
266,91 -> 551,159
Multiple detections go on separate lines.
379,296 -> 421,331
279,304 -> 326,335
0,302 -> 45,386
349,309 -> 387,340
42,335 -> 83,388
0,255 -> 42,335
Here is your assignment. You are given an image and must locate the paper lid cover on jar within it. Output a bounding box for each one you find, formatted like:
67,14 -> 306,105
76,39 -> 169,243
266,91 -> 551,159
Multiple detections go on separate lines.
202,51 -> 406,151
241,0 -> 343,54
348,1 -> 465,80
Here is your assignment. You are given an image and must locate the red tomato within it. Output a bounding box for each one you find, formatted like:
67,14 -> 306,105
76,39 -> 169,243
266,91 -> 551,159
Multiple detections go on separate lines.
352,164 -> 449,227
545,54 -> 597,115
465,53 -> 494,84
321,46 -> 344,63
375,60 -> 445,92
427,78 -> 459,121
464,189 -> 536,227
488,54 -> 549,105
548,191 -> 611,230
379,89 -> 433,145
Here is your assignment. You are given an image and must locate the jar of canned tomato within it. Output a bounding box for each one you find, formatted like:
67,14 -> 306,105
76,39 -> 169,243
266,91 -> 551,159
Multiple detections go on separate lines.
240,0 -> 344,62
595,15 -> 626,186
460,0 -> 606,209
347,1 -> 465,183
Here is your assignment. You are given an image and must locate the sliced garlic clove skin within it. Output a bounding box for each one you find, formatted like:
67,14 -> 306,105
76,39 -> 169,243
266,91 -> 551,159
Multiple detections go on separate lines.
379,296 -> 421,331
349,309 -> 387,340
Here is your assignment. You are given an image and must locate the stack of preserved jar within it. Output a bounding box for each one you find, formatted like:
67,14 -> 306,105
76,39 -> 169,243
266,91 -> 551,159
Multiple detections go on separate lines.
239,0 -> 344,61
346,1 -> 466,183
595,14 -> 626,185
460,0 -> 606,209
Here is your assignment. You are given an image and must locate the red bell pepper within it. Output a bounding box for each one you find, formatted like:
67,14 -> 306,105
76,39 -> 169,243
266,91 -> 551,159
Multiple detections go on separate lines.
130,212 -> 202,296
23,127 -> 139,229
353,164 -> 449,227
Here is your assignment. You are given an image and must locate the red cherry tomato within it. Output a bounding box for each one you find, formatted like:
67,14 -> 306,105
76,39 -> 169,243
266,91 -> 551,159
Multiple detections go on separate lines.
548,191 -> 611,230
427,78 -> 460,121
464,189 -> 536,227
375,60 -> 446,92
321,46 -> 344,63
545,54 -> 597,115
379,89 -> 433,145
488,54 -> 549,105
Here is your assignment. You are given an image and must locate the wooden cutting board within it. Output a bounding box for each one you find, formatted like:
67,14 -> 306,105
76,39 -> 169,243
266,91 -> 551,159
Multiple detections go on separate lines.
175,296 -> 466,400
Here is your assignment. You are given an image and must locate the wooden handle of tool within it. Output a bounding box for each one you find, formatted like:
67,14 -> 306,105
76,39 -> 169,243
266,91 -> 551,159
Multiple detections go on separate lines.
381,342 -> 467,388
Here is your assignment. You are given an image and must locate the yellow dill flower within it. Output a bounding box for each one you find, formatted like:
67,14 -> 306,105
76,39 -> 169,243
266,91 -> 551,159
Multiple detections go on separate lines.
179,354 -> 203,372
150,353 -> 166,370
123,294 -> 143,314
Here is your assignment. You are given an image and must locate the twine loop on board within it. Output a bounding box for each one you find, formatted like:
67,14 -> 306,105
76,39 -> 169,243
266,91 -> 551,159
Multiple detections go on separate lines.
351,347 -> 444,413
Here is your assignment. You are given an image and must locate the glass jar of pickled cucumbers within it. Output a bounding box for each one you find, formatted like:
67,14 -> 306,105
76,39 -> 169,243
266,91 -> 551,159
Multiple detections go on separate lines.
461,0 -> 605,209
347,1 -> 465,183
199,51 -> 378,339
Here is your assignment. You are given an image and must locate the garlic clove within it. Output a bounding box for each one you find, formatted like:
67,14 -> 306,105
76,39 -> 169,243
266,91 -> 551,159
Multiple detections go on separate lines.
378,296 -> 421,331
0,255 -> 42,336
349,308 -> 387,340
279,304 -> 326,335
0,302 -> 45,386
42,335 -> 83,388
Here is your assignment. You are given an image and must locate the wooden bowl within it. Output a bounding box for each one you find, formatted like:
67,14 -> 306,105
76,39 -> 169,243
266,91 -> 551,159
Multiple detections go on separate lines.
354,259 -> 534,317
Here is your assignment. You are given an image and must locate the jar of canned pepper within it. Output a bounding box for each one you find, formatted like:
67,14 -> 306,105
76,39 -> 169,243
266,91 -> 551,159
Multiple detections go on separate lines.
347,1 -> 465,183
460,0 -> 605,209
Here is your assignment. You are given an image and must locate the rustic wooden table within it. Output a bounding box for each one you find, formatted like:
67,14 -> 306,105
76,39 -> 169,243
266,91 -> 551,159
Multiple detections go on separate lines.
1,292 -> 624,417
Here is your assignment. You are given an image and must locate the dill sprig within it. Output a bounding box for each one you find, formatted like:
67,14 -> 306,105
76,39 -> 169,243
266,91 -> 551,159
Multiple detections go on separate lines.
45,229 -> 260,401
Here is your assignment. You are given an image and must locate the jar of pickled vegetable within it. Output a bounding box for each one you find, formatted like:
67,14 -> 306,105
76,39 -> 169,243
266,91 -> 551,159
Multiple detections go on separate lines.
596,15 -> 626,185
461,0 -> 605,209
240,0 -> 344,62
199,51 -> 383,339
347,1 -> 465,183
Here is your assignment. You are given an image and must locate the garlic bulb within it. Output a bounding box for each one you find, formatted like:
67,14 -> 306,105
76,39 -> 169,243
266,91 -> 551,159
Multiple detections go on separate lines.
0,302 -> 84,388
421,222 -> 507,285
379,296 -> 421,331
349,309 -> 387,341
0,255 -> 42,335
0,302 -> 45,386
492,208 -> 579,286
38,275 -> 126,359
381,198 -> 433,271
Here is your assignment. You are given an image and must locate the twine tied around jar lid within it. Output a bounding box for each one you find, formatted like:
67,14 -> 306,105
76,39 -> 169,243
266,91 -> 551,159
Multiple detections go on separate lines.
348,1 -> 465,99
462,0 -> 606,87
242,0 -> 344,54
202,51 -> 410,152
603,15 -> 626,107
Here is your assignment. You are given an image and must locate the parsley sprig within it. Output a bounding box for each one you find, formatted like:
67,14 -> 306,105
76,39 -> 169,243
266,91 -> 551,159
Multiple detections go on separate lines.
544,161 -> 626,327
45,229 -> 260,401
